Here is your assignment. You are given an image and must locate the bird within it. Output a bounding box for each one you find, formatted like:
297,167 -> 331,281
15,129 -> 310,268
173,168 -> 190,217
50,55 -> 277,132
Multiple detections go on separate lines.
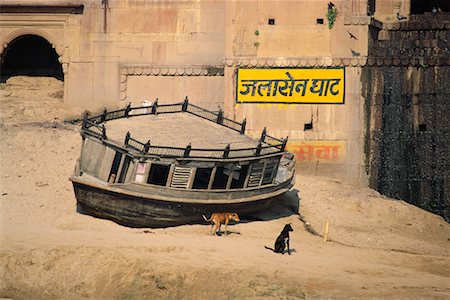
347,30 -> 358,40
350,49 -> 360,57
328,2 -> 335,10
396,12 -> 407,21
432,7 -> 437,15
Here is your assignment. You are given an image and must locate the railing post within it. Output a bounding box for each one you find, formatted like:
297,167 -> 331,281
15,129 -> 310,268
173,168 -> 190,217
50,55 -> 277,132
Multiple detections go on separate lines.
101,108 -> 107,122
102,125 -> 107,139
152,98 -> 159,114
255,142 -> 262,156
124,131 -> 131,146
217,109 -> 224,125
125,102 -> 131,117
281,137 -> 288,151
144,140 -> 151,154
183,143 -> 192,157
223,144 -> 230,158
182,96 -> 189,112
259,127 -> 267,142
240,118 -> 247,134
82,112 -> 89,129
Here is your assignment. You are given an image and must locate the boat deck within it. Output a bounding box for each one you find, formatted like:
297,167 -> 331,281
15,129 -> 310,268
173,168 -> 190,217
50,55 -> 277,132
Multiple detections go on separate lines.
105,113 -> 259,149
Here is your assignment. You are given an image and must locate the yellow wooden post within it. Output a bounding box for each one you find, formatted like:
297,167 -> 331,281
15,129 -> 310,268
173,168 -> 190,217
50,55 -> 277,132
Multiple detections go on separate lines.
324,219 -> 330,242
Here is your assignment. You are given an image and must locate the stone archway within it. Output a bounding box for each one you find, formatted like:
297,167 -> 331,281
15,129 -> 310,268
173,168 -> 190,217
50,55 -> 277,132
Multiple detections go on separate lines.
0,34 -> 64,82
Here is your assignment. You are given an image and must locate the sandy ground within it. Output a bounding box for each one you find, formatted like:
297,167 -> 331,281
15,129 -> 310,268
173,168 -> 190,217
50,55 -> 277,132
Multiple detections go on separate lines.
0,76 -> 449,299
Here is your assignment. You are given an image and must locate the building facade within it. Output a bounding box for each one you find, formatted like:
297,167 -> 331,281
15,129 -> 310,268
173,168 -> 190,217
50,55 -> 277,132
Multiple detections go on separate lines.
1,0 -> 449,220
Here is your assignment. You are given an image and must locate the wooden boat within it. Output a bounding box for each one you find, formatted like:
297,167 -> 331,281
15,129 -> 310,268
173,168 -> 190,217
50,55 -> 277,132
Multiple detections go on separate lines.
70,98 -> 295,228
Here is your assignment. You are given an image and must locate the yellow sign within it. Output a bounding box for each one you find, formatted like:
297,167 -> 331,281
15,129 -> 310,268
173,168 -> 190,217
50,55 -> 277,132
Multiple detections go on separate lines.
287,140 -> 346,163
236,68 -> 345,104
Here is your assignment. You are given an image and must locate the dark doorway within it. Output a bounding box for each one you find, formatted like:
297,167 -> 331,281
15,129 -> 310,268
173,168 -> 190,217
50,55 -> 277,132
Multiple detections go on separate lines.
147,163 -> 171,186
108,151 -> 123,183
0,34 -> 63,82
212,166 -> 229,189
192,168 -> 213,189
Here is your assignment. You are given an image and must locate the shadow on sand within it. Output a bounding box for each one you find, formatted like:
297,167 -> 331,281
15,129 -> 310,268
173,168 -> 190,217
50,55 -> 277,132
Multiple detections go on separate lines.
214,230 -> 242,236
240,188 -> 300,223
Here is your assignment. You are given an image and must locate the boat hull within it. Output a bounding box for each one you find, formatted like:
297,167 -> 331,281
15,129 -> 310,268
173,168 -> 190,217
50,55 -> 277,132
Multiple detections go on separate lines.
72,178 -> 293,228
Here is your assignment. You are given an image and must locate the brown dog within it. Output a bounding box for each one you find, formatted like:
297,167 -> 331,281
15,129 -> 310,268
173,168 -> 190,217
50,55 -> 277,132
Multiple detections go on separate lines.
202,213 -> 240,236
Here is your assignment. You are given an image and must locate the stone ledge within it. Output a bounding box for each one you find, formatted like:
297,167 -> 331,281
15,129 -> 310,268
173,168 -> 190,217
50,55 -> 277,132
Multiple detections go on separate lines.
223,56 -> 450,68
344,16 -> 383,28
119,65 -> 224,76
0,4 -> 84,14
224,57 -> 367,67
383,20 -> 450,31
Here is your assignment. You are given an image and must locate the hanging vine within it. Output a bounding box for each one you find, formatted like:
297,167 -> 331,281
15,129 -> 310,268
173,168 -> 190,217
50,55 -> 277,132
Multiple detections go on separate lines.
326,2 -> 338,29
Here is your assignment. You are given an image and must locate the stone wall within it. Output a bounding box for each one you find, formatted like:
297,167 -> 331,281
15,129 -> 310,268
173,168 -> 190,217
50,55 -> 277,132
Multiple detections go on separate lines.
362,14 -> 450,220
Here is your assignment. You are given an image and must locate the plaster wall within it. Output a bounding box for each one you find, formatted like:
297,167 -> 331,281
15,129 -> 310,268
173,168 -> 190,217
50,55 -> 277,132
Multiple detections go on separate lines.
0,0 -> 226,110
222,0 -> 372,184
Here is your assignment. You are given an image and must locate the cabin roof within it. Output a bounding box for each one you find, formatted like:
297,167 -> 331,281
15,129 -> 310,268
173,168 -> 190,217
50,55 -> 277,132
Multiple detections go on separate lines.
104,112 -> 259,149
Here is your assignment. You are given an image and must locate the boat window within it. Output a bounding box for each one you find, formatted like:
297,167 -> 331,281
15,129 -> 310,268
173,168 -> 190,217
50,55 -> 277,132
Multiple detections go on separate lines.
147,163 -> 170,186
169,166 -> 191,188
262,159 -> 278,185
212,166 -> 229,189
108,151 -> 122,183
247,162 -> 265,188
192,168 -> 213,189
230,165 -> 249,189
134,162 -> 147,183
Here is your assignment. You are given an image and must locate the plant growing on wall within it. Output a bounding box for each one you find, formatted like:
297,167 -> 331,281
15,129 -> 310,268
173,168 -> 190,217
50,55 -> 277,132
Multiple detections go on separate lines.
326,2 -> 337,29
254,29 -> 260,49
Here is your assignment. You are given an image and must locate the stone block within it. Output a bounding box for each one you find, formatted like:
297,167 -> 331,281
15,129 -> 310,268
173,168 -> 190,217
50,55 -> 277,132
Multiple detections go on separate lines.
378,30 -> 390,41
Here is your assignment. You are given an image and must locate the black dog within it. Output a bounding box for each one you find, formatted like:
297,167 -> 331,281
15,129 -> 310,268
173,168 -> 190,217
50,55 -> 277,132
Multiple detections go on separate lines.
264,224 -> 293,255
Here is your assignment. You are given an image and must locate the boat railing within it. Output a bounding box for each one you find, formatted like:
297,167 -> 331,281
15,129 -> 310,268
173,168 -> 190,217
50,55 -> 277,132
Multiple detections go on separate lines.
222,115 -> 244,133
185,103 -> 218,123
154,102 -> 185,114
81,99 -> 288,160
186,103 -> 244,133
147,145 -> 187,157
124,132 -> 149,153
84,98 -> 245,132
122,131 -> 287,159
259,127 -> 287,150
82,118 -> 106,139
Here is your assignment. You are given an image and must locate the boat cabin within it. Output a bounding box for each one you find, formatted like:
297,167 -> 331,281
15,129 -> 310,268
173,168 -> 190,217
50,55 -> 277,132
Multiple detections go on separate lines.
76,99 -> 292,193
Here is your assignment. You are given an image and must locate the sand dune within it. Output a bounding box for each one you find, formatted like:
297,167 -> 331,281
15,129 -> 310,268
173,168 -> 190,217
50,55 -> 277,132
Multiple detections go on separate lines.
1,76 -> 449,299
